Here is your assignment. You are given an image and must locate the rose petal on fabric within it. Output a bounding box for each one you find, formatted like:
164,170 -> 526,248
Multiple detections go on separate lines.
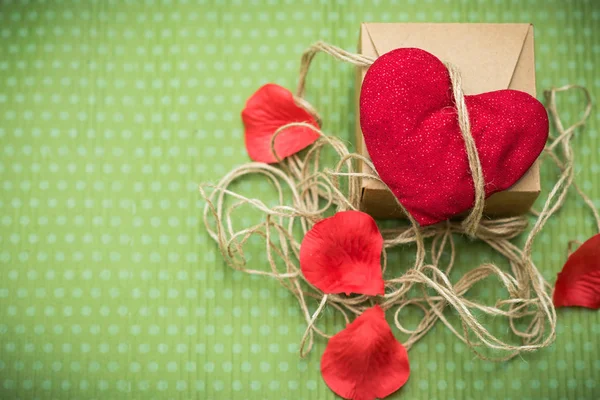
300,211 -> 384,296
321,305 -> 410,400
553,233 -> 600,309
241,83 -> 319,163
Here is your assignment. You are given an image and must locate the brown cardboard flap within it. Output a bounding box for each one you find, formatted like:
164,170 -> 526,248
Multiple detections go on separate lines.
357,23 -> 542,219
363,23 -> 532,94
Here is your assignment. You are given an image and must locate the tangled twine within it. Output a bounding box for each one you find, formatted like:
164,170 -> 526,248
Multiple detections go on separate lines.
200,42 -> 598,362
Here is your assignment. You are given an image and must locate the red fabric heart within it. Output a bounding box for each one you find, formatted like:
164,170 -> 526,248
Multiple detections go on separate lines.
360,48 -> 549,226
321,305 -> 410,400
241,83 -> 319,163
300,211 -> 384,296
553,234 -> 600,309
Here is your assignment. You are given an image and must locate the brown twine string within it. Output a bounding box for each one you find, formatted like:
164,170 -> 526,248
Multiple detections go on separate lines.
445,63 -> 486,235
199,42 -> 598,361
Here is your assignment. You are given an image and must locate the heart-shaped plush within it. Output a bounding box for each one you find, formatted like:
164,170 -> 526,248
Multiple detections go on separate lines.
360,48 -> 549,226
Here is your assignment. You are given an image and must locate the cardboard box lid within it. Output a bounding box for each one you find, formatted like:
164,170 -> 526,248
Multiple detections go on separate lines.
360,23 -> 535,95
357,23 -> 541,218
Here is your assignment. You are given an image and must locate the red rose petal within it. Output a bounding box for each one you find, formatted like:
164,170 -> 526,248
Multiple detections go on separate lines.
321,305 -> 410,400
300,211 -> 385,296
553,233 -> 600,309
241,83 -> 319,163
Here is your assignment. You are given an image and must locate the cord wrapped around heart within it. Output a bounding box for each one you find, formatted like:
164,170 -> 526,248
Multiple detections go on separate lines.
359,47 -> 548,230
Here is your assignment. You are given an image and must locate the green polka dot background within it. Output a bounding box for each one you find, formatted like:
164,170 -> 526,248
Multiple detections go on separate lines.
1,0 -> 599,399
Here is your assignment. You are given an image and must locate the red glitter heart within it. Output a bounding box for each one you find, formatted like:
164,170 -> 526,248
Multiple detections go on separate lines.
360,48 -> 549,226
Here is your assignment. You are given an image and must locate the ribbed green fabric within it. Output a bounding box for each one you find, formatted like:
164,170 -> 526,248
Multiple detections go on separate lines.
0,1 -> 598,399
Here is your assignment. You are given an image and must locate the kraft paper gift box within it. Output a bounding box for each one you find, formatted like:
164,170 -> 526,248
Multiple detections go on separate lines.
355,23 -> 542,219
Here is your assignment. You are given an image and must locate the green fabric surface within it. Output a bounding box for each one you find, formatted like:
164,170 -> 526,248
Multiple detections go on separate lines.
1,0 -> 599,399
